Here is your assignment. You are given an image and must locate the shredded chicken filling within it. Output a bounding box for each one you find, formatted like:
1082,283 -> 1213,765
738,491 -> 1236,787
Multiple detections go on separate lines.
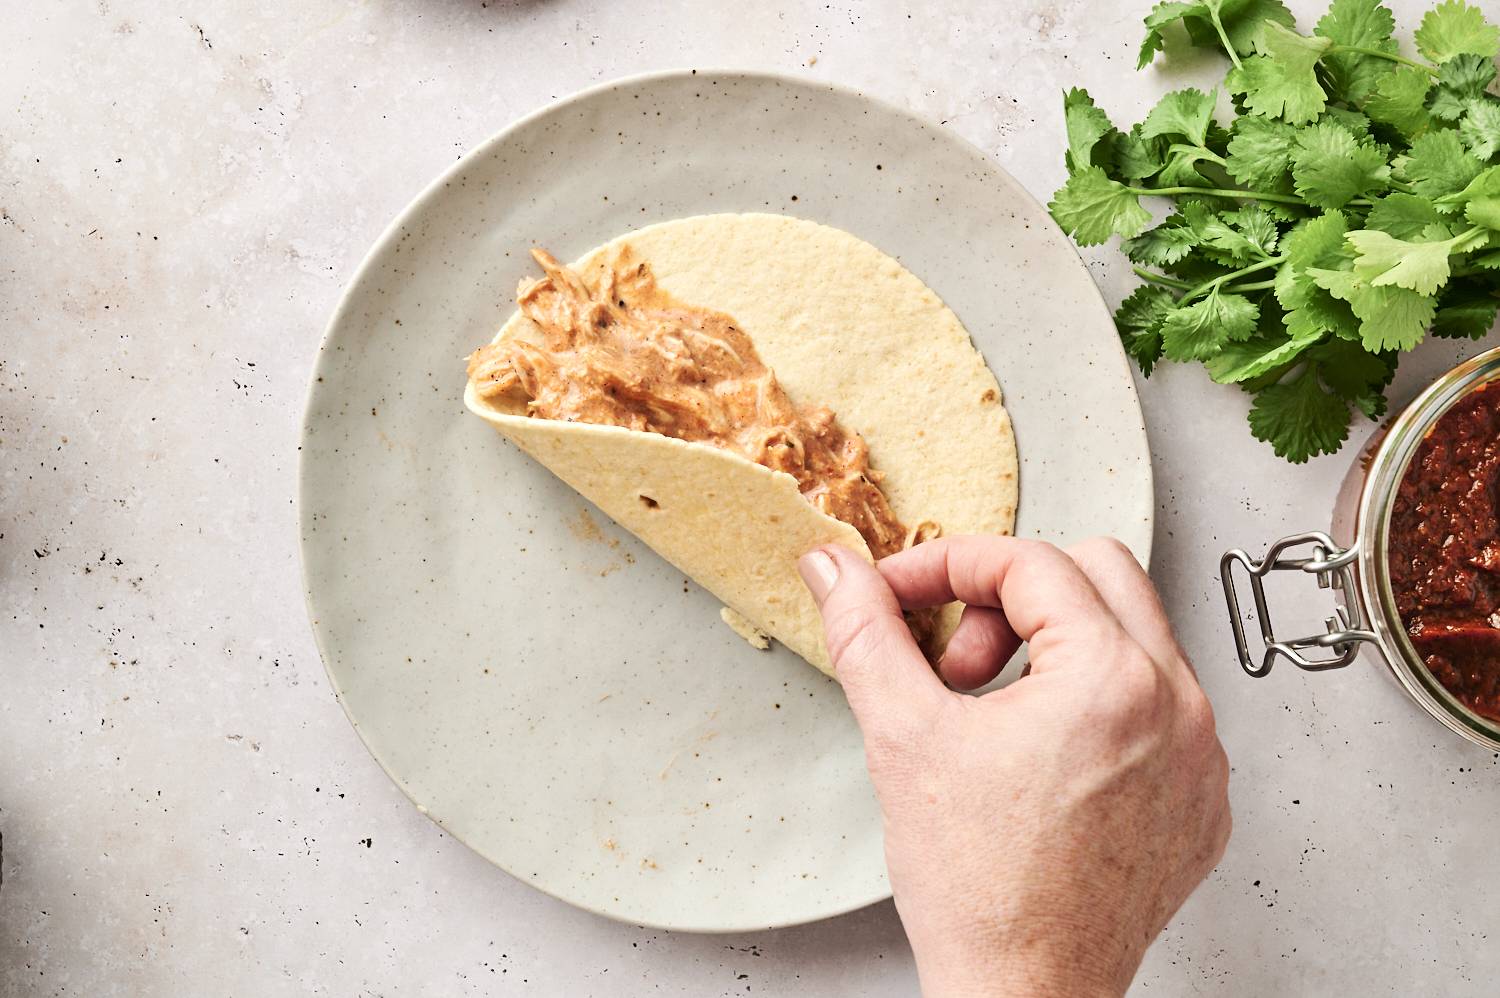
468,247 -> 922,560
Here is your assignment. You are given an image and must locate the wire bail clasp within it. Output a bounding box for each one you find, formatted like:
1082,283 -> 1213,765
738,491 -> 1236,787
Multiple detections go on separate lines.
1221,531 -> 1377,677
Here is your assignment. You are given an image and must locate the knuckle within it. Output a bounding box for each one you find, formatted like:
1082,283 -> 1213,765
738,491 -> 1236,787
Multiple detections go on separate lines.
1068,534 -> 1137,566
1180,689 -> 1223,754
1010,536 -> 1064,563
1078,649 -> 1170,730
1212,744 -> 1231,790
1117,652 -> 1171,713
1208,800 -> 1233,867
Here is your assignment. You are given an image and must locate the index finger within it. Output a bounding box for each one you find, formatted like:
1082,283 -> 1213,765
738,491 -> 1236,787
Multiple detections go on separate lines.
877,535 -> 1120,648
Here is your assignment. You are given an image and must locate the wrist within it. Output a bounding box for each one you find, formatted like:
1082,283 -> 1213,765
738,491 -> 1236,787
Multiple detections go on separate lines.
917,958 -> 1122,998
907,921 -> 1130,998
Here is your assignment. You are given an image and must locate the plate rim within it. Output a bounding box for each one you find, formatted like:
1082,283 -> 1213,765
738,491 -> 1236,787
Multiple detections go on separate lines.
297,66 -> 1155,932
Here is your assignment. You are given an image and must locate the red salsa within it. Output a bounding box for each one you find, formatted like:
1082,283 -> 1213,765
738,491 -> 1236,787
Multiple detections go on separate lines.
1388,381 -> 1500,721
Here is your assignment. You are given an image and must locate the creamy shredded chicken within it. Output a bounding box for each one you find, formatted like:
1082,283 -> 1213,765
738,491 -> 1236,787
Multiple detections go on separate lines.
468,247 -> 916,559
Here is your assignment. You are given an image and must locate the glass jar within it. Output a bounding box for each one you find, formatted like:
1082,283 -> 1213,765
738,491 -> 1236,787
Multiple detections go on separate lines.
1222,346 -> 1500,750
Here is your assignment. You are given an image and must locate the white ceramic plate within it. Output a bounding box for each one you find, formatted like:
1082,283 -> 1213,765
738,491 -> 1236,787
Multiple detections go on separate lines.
300,70 -> 1153,932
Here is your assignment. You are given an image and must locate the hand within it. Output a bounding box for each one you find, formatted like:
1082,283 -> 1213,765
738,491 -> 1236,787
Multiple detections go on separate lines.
797,536 -> 1231,998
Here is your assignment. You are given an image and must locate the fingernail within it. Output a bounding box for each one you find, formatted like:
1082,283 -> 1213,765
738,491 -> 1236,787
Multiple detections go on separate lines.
797,550 -> 839,607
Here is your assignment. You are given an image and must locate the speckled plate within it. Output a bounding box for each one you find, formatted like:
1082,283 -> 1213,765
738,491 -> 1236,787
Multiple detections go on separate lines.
299,70 -> 1153,932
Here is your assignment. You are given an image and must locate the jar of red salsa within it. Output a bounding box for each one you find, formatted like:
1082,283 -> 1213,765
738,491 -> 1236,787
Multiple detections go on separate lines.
1223,347 -> 1500,750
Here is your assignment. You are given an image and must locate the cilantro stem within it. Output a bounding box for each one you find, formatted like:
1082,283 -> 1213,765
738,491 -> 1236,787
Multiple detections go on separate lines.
1223,278 -> 1277,293
1207,9 -> 1244,71
1329,44 -> 1438,78
1130,268 -> 1278,297
1129,184 -> 1376,208
1132,267 -> 1193,291
1185,255 -> 1286,302
1129,184 -> 1304,205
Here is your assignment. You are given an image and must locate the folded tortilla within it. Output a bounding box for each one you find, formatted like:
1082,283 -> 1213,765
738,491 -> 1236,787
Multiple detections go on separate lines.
464,213 -> 1017,676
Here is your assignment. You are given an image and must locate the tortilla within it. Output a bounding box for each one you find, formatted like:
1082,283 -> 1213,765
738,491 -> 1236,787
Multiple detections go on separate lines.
464,213 -> 1018,677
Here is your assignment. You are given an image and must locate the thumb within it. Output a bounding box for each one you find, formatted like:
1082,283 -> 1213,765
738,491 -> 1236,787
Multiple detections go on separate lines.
799,545 -> 948,726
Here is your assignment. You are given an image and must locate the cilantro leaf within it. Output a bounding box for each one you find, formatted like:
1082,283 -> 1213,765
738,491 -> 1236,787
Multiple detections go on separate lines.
1123,220 -> 1200,266
1231,206 -> 1281,255
1432,279 -> 1500,338
1161,287 -> 1260,360
1435,165 -> 1500,206
1433,166 -> 1500,226
1181,203 -> 1252,265
1459,100 -> 1500,161
1276,212 -> 1360,338
1229,23 -> 1333,124
1366,193 -> 1446,238
1164,245 -> 1239,282
1347,227 -> 1481,294
1156,147 -> 1220,187
1364,67 -> 1433,139
1289,290 -> 1362,340
1414,0 -> 1500,64
1248,370 -> 1352,462
1202,0 -> 1300,55
1311,338 -> 1395,396
1280,211 -> 1353,272
1207,327 -> 1324,383
1430,54 -> 1497,121
1225,115 -> 1298,186
1049,168 -> 1152,246
1112,126 -> 1168,180
1139,1 -> 1207,69
1291,122 -> 1392,208
1064,88 -> 1118,173
1310,266 -> 1436,350
1115,285 -> 1178,375
1190,206 -> 1279,263
1316,290 -> 1368,337
1467,193 -> 1500,230
1310,339 -> 1395,418
1396,130 -> 1484,201
1323,108 -> 1376,142
1141,88 -> 1219,146
1315,0 -> 1399,104
1140,0 -> 1301,66
1277,212 -> 1353,304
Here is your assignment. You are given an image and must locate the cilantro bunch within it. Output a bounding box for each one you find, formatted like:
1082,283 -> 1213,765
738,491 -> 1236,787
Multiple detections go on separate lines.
1049,0 -> 1500,462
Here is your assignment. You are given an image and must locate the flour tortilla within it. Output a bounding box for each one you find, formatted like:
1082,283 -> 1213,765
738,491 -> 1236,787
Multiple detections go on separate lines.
464,213 -> 1018,677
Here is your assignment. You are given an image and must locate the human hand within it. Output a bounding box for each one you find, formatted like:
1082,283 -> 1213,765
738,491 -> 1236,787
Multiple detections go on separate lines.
797,536 -> 1231,998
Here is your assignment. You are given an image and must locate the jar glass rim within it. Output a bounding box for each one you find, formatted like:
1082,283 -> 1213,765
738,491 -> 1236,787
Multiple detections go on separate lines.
1357,347 -> 1500,747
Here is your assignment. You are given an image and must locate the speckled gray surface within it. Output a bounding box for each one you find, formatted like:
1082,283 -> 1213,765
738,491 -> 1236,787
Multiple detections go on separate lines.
4,1 -> 1500,995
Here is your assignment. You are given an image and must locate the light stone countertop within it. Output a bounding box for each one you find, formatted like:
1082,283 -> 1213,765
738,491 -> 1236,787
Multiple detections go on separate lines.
5,1 -> 1499,995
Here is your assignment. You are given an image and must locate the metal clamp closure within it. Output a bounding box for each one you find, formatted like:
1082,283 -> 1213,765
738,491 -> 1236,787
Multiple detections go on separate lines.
1221,531 -> 1378,677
